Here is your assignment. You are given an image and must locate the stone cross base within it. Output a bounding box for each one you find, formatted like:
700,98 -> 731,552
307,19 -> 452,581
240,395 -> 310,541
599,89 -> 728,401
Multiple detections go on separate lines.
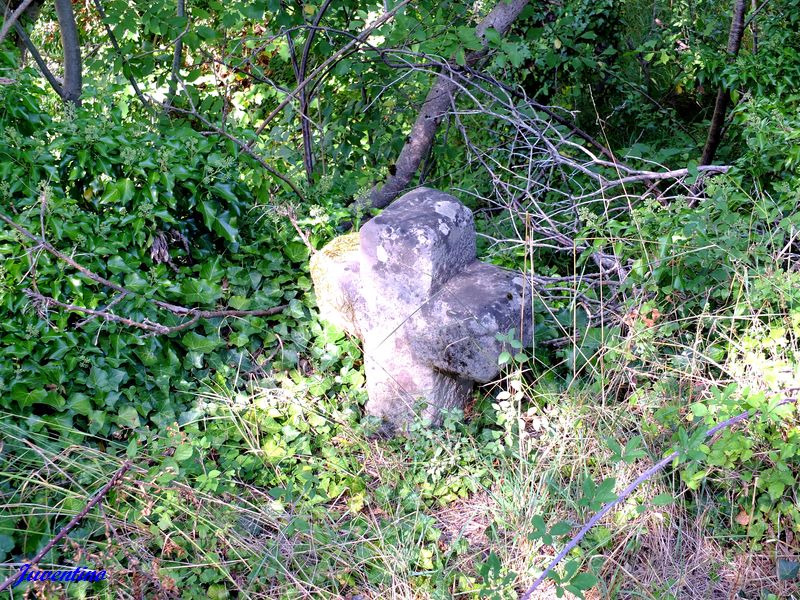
310,188 -> 532,428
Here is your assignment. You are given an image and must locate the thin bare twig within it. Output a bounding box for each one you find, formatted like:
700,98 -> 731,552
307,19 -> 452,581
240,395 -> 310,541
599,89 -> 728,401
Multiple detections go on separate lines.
274,204 -> 315,254
26,289 -> 286,335
247,0 -> 411,144
91,0 -> 152,112
164,93 -> 305,201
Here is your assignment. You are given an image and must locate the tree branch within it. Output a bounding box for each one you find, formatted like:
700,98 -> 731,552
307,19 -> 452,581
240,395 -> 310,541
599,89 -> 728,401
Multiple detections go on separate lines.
166,0 -> 186,108
364,0 -> 530,210
698,0 -> 748,166
0,0 -> 35,45
296,0 -> 334,184
0,212 -> 286,335
166,99 -> 306,201
247,0 -> 411,145
286,31 -> 314,183
26,289 -> 285,336
11,19 -> 63,97
91,0 -> 152,112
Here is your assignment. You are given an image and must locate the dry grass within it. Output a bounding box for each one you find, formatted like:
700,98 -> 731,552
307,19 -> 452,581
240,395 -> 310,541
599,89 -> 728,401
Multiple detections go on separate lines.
605,503 -> 798,599
433,491 -> 495,549
4,327 -> 800,600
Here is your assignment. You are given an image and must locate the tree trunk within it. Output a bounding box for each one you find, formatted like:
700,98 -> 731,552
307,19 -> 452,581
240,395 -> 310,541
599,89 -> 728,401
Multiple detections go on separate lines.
290,0 -> 333,185
54,0 -> 82,105
699,0 -> 747,166
166,0 -> 185,107
364,0 -> 530,210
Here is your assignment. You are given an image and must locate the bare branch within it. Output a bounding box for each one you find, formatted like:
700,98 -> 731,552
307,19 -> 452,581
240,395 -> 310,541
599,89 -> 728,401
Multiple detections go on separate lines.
0,0 -> 35,45
286,31 -> 314,183
520,391 -> 799,599
26,289 -> 285,336
365,0 -> 530,210
11,19 -> 63,97
91,0 -> 152,112
247,0 -> 411,144
0,461 -> 132,594
296,0 -> 335,183
0,212 -> 286,335
167,102 -> 305,201
166,0 -> 186,107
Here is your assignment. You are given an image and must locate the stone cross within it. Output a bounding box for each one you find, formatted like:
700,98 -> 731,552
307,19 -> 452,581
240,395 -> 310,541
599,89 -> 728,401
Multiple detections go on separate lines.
310,188 -> 532,429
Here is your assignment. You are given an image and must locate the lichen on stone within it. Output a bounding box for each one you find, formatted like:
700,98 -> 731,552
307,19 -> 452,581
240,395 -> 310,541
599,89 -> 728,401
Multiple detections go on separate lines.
310,232 -> 362,336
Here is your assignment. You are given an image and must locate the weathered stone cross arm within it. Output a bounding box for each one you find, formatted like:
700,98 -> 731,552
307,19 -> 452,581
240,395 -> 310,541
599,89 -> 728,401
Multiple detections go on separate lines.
311,188 -> 533,429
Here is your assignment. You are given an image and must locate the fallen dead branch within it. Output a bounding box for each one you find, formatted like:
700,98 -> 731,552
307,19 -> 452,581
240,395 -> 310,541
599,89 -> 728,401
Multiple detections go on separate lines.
0,210 -> 285,335
519,391 -> 799,599
0,461 -> 132,594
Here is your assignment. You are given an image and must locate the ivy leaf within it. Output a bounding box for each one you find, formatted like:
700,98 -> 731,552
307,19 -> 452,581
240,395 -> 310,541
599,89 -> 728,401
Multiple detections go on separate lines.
101,178 -> 135,204
778,559 -> 800,581
87,366 -> 126,392
180,279 -> 223,304
198,198 -> 239,243
285,242 -> 310,263
211,182 -> 238,203
11,386 -> 48,410
117,405 -> 141,428
68,393 -> 93,416
182,332 -> 224,354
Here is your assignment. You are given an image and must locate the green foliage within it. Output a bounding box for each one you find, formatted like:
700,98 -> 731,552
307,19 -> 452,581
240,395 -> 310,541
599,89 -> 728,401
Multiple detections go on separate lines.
2,0 -> 800,596
0,77 -> 328,441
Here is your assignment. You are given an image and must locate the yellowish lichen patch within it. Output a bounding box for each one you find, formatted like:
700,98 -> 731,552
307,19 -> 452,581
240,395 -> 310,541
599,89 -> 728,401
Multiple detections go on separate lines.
310,232 -> 361,335
309,232 -> 359,282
